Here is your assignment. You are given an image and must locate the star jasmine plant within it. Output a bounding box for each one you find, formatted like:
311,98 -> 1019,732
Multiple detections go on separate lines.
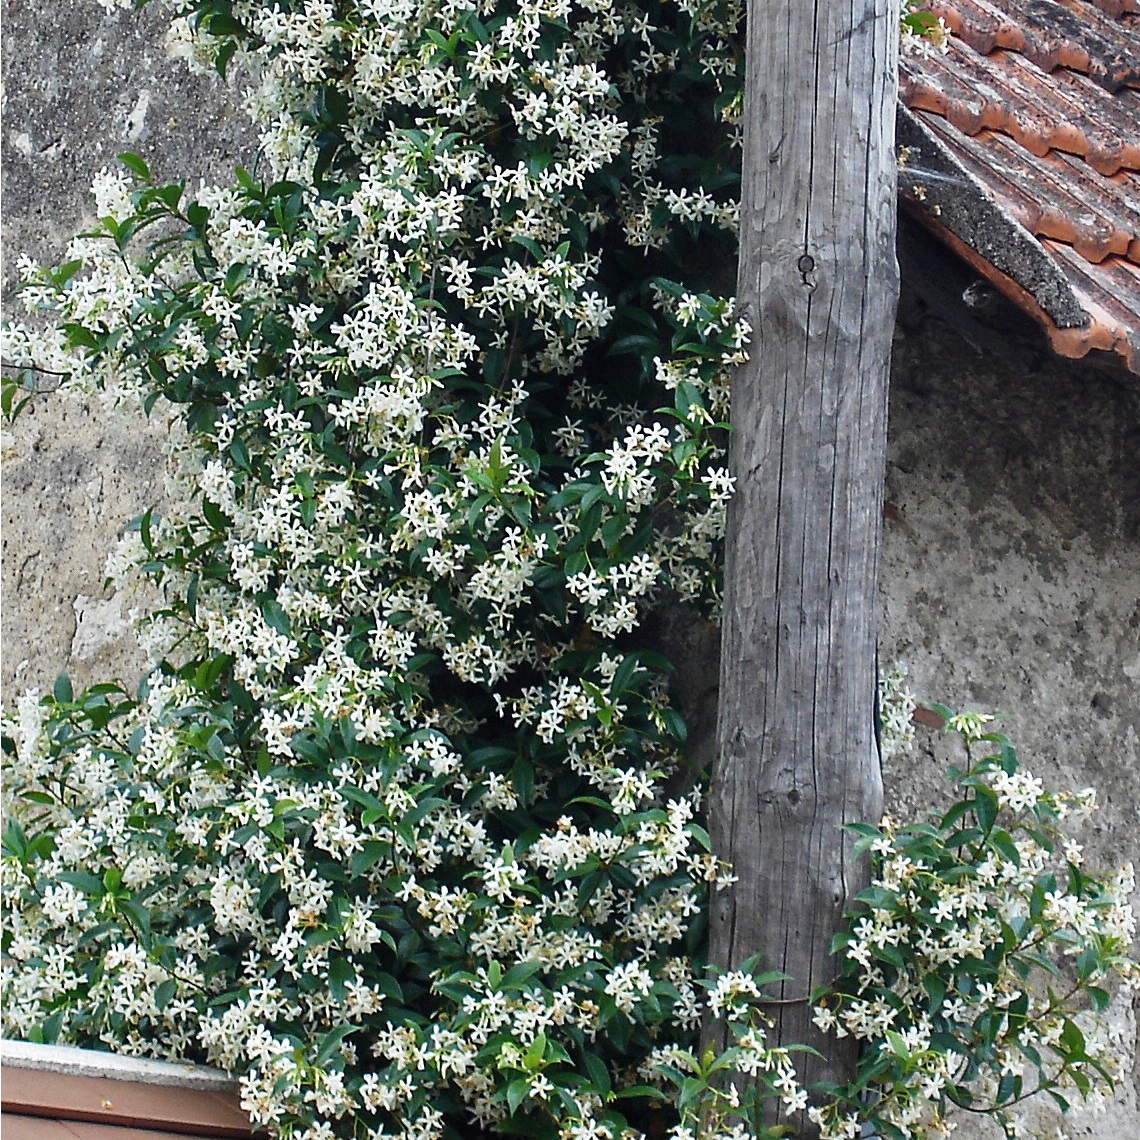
2,4 -> 1133,1140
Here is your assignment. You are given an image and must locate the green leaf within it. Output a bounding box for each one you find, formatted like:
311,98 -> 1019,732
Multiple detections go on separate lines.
924,972 -> 946,1014
118,899 -> 151,940
938,799 -> 973,831
873,942 -> 906,970
661,707 -> 687,744
51,260 -> 84,287
996,1070 -> 1020,1105
138,506 -> 155,554
580,483 -> 607,513
329,956 -> 355,1002
202,12 -> 247,37
342,785 -> 386,815
117,152 -> 151,181
583,1051 -> 610,1096
226,435 -> 249,471
1075,944 -> 1100,981
156,183 -> 183,211
506,1077 -> 530,1116
510,757 -> 534,806
1060,1018 -> 1087,1061
609,653 -> 639,696
58,871 -> 105,896
576,870 -> 604,908
608,334 -> 660,358
350,840 -> 388,876
186,572 -> 200,618
313,1023 -> 355,1067
989,828 -> 1020,866
260,597 -> 290,635
502,960 -> 543,989
202,497 -> 230,532
1046,1088 -> 1071,1113
153,978 -> 177,1012
52,674 -> 73,704
613,1085 -> 666,1101
523,1031 -> 547,1069
1086,985 -> 1110,1012
62,323 -> 98,350
855,885 -> 898,909
974,785 -> 998,833
686,822 -> 711,852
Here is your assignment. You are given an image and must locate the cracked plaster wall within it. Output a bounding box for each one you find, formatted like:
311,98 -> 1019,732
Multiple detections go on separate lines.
2,1 -> 255,693
2,3 -> 1138,1137
881,315 -> 1140,1138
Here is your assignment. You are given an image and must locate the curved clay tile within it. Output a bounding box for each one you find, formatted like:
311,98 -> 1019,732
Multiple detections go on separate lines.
898,107 -> 1140,373
902,0 -> 1140,370
897,108 -> 1090,328
1082,0 -> 1140,17
901,42 -> 1140,173
933,0 -> 1140,91
931,0 -> 1018,55
920,120 -> 1140,262
1047,152 -> 1140,258
1039,242 -> 1140,367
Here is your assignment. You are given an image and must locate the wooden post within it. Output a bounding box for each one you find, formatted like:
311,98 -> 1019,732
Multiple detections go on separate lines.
707,0 -> 898,1128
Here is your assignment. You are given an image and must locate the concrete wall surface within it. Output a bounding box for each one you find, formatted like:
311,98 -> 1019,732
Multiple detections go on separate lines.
882,315 -> 1140,1138
3,3 -> 1138,1138
3,0 -> 255,694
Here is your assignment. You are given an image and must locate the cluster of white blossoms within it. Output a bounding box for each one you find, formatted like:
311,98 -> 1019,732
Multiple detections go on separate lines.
809,719 -> 1139,1140
899,0 -> 951,58
877,662 -> 917,759
1,1 -> 762,1139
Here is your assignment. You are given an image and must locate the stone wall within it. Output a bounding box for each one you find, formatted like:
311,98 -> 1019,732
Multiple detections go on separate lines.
883,307 -> 1140,1137
3,1 -> 255,694
3,3 -> 1137,1136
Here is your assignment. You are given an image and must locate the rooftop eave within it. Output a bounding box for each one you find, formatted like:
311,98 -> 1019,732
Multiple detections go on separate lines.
898,105 -> 1139,374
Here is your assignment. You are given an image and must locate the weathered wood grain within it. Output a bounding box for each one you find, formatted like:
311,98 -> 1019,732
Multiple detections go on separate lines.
708,0 -> 898,1130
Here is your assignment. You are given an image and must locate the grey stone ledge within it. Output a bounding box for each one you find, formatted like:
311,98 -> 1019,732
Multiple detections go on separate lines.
0,1039 -> 236,1090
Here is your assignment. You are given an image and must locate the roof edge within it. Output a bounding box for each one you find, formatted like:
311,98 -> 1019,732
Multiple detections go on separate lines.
897,106 -> 1090,330
903,202 -> 1138,372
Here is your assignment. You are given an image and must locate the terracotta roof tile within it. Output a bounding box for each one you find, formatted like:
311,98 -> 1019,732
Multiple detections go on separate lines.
934,0 -> 1140,91
900,41 -> 1140,174
1072,0 -> 1138,19
1041,242 -> 1140,366
899,0 -> 1140,372
914,118 -> 1140,262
